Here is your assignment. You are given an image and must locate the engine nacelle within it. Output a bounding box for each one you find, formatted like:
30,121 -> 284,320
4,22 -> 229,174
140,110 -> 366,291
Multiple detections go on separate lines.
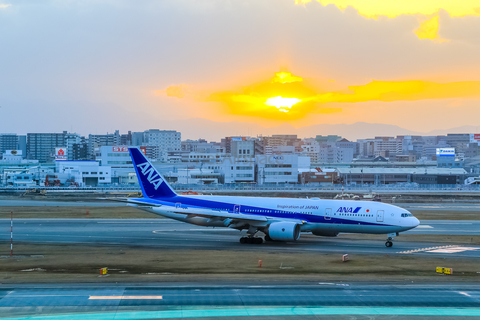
267,222 -> 301,241
312,230 -> 339,237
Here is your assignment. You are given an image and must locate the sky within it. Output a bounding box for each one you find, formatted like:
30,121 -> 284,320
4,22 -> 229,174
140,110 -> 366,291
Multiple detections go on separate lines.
0,0 -> 479,136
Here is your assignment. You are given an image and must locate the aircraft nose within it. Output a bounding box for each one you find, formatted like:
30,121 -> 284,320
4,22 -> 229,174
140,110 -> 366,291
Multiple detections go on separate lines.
412,217 -> 420,227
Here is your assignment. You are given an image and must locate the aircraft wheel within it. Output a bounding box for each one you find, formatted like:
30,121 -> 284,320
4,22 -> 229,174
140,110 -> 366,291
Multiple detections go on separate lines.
240,237 -> 246,244
385,241 -> 393,247
255,238 -> 263,244
264,234 -> 273,242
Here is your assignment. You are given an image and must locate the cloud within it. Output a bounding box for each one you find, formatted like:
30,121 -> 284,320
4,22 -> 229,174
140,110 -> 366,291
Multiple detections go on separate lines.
271,71 -> 303,84
163,71 -> 480,121
311,80 -> 480,103
295,0 -> 480,41
156,85 -> 187,99
414,15 -> 449,43
0,4 -> 11,9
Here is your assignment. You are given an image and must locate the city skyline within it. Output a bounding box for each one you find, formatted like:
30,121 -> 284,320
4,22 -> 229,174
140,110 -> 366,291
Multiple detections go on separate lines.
0,1 -> 479,135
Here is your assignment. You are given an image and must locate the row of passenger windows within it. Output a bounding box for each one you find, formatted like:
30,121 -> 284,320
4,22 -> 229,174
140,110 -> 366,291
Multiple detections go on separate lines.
338,213 -> 373,217
244,209 -> 313,215
243,209 -> 375,218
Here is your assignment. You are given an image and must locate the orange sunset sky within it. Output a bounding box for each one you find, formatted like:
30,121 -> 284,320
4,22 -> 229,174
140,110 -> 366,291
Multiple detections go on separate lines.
0,0 -> 479,135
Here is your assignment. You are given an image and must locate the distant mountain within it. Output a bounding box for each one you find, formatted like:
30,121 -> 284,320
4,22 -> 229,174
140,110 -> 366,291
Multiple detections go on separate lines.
426,126 -> 480,136
163,119 -> 422,141
144,118 -> 480,141
295,122 -> 421,140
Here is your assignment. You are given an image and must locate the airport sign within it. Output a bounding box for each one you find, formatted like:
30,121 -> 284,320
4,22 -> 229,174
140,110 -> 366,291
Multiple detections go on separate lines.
55,147 -> 67,160
5,150 -> 22,156
113,146 -> 128,152
436,148 -> 455,157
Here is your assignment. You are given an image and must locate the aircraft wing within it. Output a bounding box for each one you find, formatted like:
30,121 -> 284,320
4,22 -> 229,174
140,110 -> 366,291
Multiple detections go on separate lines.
156,206 -> 268,222
104,197 -> 268,222
100,197 -> 163,207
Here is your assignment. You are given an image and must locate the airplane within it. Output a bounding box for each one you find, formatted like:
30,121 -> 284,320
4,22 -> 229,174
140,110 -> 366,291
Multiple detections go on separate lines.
125,147 -> 420,247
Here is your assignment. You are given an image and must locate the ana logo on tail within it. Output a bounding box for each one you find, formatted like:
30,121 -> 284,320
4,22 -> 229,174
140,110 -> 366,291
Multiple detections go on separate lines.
137,162 -> 164,190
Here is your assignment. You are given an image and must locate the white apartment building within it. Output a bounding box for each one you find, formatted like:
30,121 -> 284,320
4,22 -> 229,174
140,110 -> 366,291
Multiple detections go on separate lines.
319,146 -> 354,164
87,131 -> 121,159
231,139 -> 255,157
65,133 -> 81,161
223,159 -> 255,184
176,169 -> 221,184
302,143 -> 320,163
186,152 -> 225,163
373,137 -> 404,158
257,154 -> 308,184
143,129 -> 181,161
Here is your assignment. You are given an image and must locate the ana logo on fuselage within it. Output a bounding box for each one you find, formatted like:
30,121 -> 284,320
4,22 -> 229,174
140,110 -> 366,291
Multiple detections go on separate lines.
136,162 -> 164,190
336,207 -> 361,213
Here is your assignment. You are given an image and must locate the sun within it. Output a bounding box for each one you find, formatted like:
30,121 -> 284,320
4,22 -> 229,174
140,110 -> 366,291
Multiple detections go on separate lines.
265,96 -> 302,113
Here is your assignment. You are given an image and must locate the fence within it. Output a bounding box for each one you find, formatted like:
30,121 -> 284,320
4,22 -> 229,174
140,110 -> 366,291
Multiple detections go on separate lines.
1,183 -> 480,194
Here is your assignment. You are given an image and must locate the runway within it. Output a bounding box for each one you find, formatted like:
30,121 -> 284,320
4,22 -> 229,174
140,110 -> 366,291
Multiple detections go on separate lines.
0,219 -> 479,258
0,283 -> 479,319
0,200 -> 123,207
1,200 -> 480,211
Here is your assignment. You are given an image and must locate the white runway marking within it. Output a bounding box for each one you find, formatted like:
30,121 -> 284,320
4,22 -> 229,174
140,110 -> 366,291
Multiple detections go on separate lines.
426,247 -> 480,253
397,245 -> 457,254
398,245 -> 480,254
423,222 -> 473,224
458,292 -> 472,298
89,295 -> 163,300
97,221 -> 173,224
416,225 -> 433,228
152,229 -> 240,233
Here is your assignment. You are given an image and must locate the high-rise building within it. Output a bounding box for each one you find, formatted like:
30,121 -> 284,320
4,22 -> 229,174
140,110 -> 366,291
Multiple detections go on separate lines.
373,137 -> 403,158
120,131 -> 132,146
131,132 -> 144,146
0,134 -> 20,155
315,135 -> 342,146
262,135 -> 300,147
27,132 -> 67,162
65,133 -> 81,161
446,134 -> 471,154
87,130 -> 121,159
319,146 -> 354,163
143,129 -> 181,161
72,142 -> 88,160
335,139 -> 358,157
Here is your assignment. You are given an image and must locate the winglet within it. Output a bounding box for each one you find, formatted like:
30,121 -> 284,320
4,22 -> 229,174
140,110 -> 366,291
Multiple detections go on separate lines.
129,147 -> 176,198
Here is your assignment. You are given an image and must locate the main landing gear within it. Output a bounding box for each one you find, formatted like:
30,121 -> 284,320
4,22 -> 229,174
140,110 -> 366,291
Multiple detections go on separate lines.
240,227 -> 264,244
385,232 -> 398,247
240,237 -> 263,244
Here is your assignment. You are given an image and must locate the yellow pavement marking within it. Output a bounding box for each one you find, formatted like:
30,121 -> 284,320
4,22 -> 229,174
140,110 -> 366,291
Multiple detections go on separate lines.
89,296 -> 163,300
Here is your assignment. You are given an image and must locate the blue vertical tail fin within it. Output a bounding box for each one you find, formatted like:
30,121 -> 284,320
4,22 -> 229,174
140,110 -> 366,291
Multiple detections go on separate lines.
129,147 -> 176,198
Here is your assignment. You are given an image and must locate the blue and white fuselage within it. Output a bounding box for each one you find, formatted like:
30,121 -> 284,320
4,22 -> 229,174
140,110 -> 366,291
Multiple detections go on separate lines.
128,148 -> 419,246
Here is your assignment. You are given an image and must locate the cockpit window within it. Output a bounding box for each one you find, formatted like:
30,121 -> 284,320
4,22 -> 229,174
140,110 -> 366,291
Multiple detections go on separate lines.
401,213 -> 414,217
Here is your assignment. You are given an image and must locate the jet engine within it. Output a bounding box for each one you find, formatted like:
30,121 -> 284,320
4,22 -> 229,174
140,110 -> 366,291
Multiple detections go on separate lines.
311,230 -> 339,237
267,222 -> 301,241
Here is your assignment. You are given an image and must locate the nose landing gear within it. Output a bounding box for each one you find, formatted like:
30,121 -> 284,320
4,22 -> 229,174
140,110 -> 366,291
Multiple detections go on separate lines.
385,232 -> 398,247
385,238 -> 393,247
